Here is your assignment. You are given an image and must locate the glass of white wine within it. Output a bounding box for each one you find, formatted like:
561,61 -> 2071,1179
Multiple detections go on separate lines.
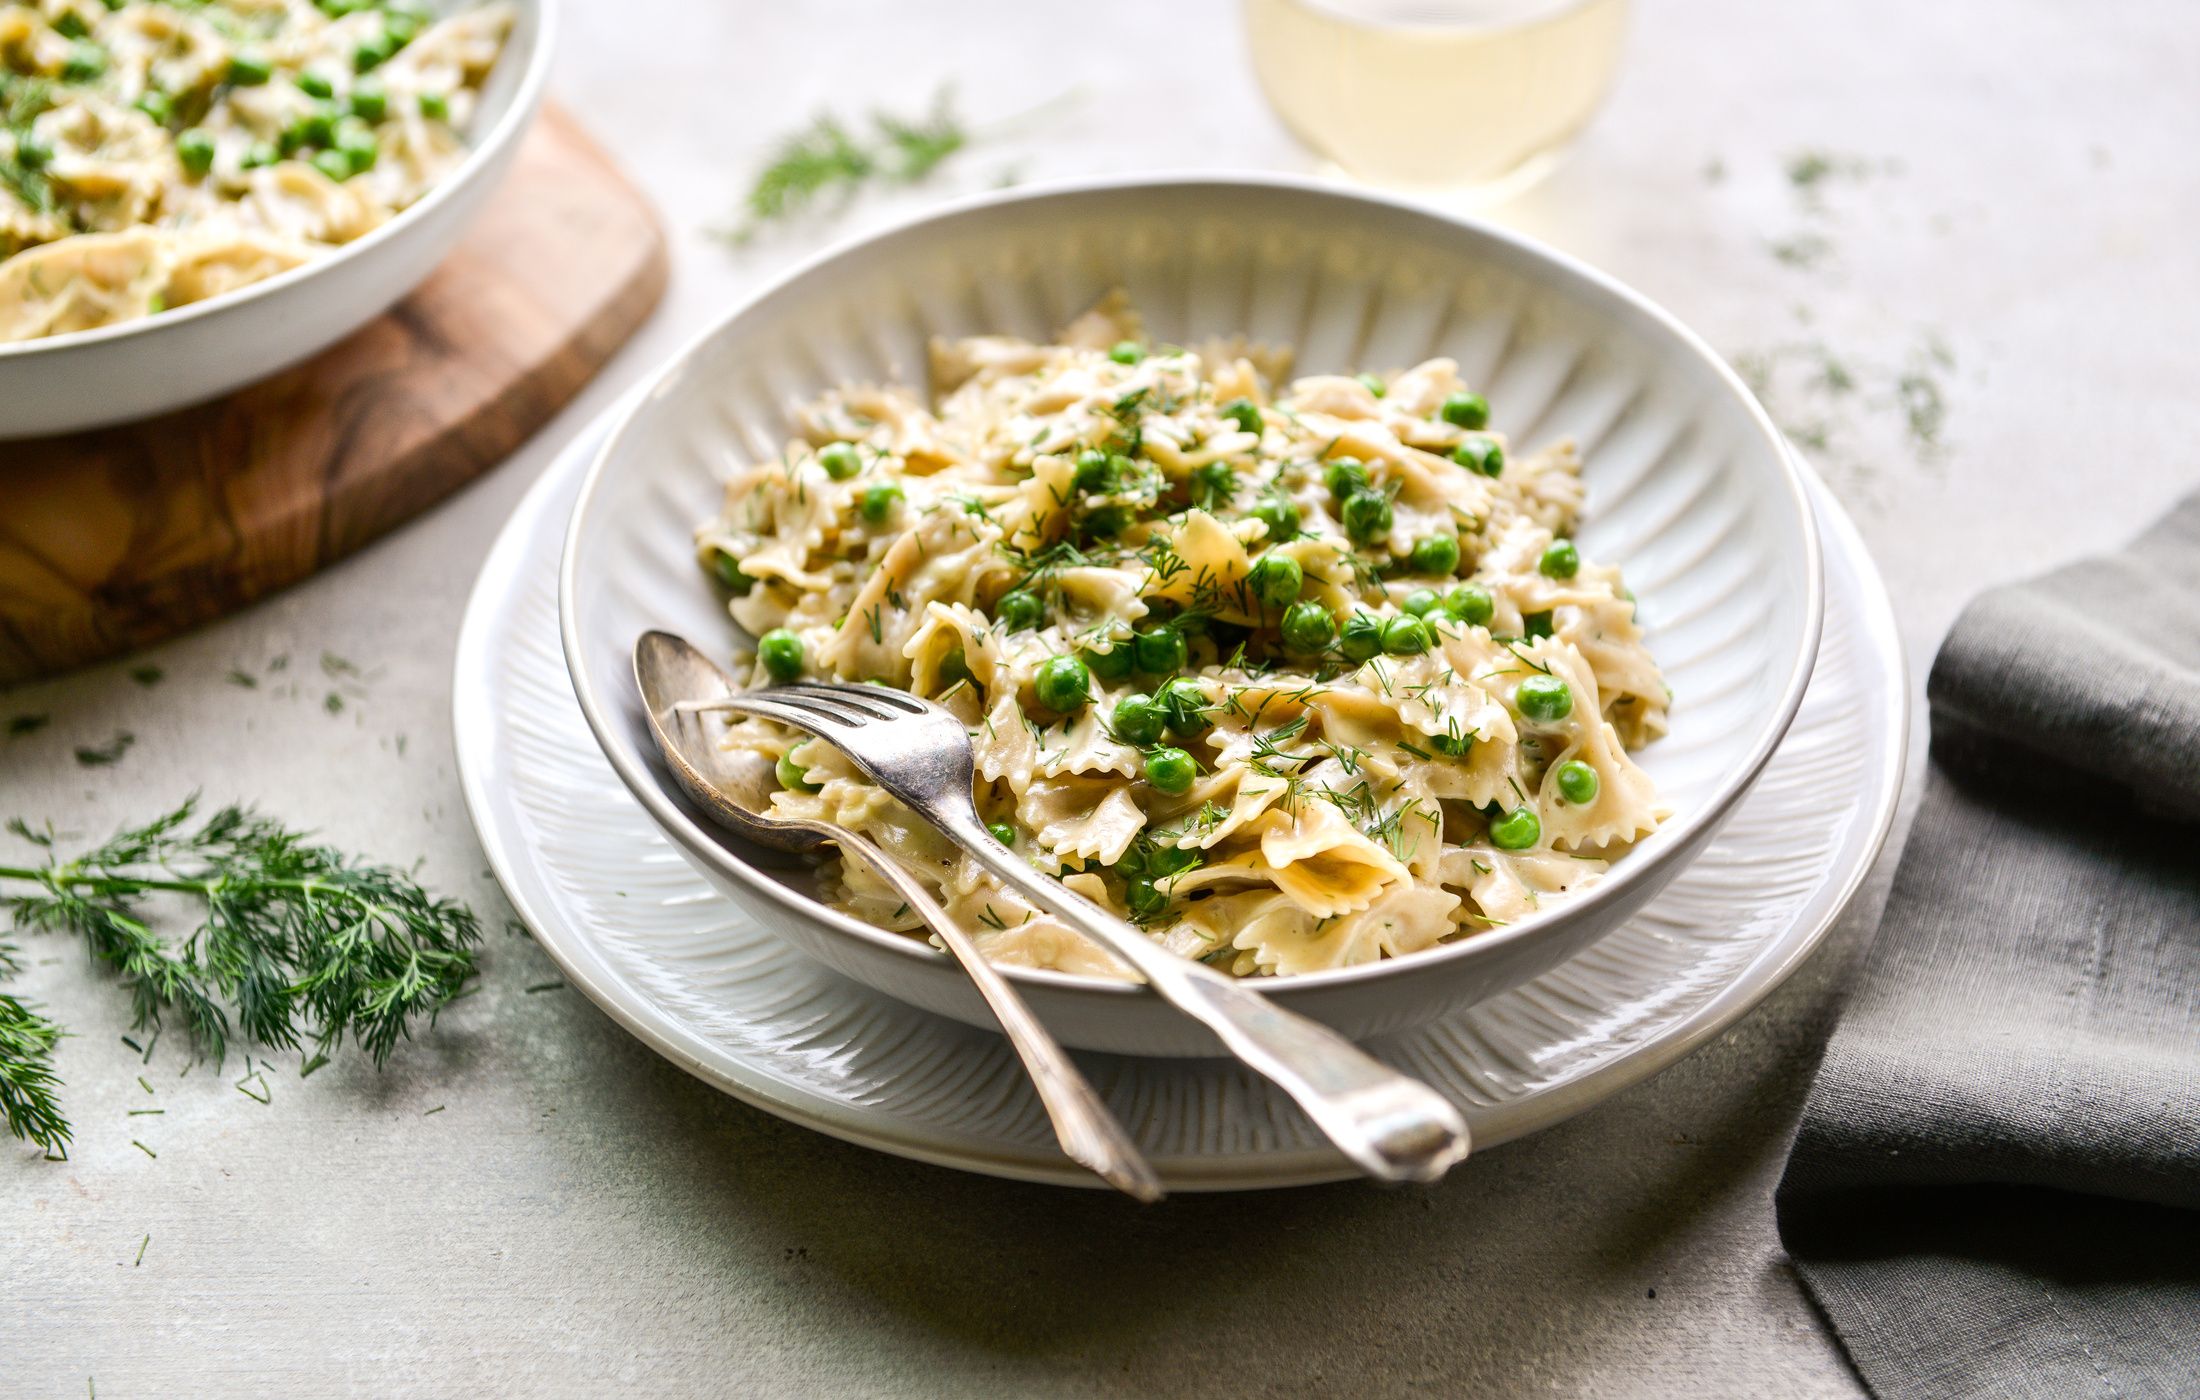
1243,0 -> 1631,202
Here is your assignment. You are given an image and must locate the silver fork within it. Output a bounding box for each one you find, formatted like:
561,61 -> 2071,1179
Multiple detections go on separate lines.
715,680 -> 1472,1185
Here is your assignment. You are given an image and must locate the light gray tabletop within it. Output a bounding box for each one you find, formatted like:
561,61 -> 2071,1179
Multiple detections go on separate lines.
7,1 -> 2196,1395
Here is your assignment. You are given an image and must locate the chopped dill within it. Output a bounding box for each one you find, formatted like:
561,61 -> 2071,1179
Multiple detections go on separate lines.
718,89 -> 968,246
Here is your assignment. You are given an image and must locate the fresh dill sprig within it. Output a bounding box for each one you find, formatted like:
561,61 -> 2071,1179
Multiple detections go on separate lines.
719,89 -> 968,246
0,939 -> 67,1155
0,798 -> 483,1152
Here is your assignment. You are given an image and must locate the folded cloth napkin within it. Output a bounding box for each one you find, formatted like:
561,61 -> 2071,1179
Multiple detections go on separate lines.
1776,493 -> 2200,1400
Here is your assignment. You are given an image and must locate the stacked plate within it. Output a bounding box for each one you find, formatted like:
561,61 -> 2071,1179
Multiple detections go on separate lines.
455,179 -> 1906,1189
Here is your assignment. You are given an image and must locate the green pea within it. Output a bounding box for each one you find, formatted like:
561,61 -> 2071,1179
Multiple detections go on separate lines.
310,148 -> 353,181
1249,496 -> 1299,543
353,32 -> 397,71
1146,843 -> 1200,880
817,442 -> 862,480
1451,434 -> 1504,477
1356,372 -> 1387,398
1222,398 -> 1263,436
1247,553 -> 1303,609
1555,759 -> 1599,804
1540,537 -> 1580,579
937,646 -> 974,688
285,105 -> 336,153
986,821 -> 1016,848
14,133 -> 51,169
1320,458 -> 1366,500
134,89 -> 173,125
1440,391 -> 1490,429
1144,746 -> 1197,795
1342,490 -> 1392,544
1158,676 -> 1210,735
227,51 -> 272,86
1410,534 -> 1461,577
1124,877 -> 1168,920
1382,614 -> 1432,655
995,589 -> 1042,632
1108,340 -> 1144,365
1339,610 -> 1384,662
349,76 -> 387,122
1431,732 -> 1471,757
418,90 -> 450,121
1281,600 -> 1335,656
1190,460 -> 1237,511
296,70 -> 336,99
775,750 -> 821,793
1073,448 -> 1117,494
1402,588 -> 1440,618
711,552 -> 755,595
176,128 -> 216,176
1084,641 -> 1135,681
1443,584 -> 1494,627
1080,503 -> 1133,539
1489,806 -> 1542,850
240,141 -> 279,170
1034,654 -> 1091,713
1112,692 -> 1167,746
758,628 -> 804,683
62,43 -> 106,83
1133,626 -> 1187,675
1516,674 -> 1573,722
1523,610 -> 1554,639
56,10 -> 89,38
857,481 -> 903,523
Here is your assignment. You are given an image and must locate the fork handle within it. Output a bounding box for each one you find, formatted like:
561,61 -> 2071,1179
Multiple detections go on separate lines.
942,814 -> 1471,1184
831,828 -> 1165,1202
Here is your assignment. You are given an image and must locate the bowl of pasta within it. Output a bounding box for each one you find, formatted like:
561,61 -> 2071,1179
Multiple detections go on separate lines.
0,0 -> 552,438
560,176 -> 1822,1058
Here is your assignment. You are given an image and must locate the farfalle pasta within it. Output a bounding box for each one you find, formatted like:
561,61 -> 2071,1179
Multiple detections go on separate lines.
696,296 -> 1669,979
1,0 -> 511,342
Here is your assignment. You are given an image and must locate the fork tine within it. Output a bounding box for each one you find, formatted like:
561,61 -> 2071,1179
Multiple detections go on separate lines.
716,693 -> 863,732
791,682 -> 928,716
781,683 -> 916,721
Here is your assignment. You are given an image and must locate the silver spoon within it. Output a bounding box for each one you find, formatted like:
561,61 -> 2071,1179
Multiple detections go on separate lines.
633,631 -> 1163,1202
694,671 -> 1472,1185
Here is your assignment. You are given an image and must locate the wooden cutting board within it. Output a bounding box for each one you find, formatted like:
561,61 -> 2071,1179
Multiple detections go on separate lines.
0,104 -> 667,686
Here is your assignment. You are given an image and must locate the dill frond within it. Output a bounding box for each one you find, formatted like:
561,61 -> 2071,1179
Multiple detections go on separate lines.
0,798 -> 483,1151
719,89 -> 969,246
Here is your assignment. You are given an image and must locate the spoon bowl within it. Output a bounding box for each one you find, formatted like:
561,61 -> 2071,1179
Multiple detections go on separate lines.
631,629 -> 1165,1201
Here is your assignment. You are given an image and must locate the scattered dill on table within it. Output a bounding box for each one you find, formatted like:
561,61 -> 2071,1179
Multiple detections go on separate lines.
128,666 -> 163,688
73,732 -> 135,767
718,89 -> 967,246
0,797 -> 482,1155
6,714 -> 49,738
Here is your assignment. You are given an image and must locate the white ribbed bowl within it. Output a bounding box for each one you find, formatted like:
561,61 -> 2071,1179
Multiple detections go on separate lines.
561,177 -> 1822,1057
0,0 -> 554,439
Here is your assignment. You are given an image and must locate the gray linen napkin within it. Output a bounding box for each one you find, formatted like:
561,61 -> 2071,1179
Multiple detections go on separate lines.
1776,493 -> 2200,1400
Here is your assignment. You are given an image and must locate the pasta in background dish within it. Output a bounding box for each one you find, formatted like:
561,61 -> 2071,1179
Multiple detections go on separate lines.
696,295 -> 1670,979
0,0 -> 511,343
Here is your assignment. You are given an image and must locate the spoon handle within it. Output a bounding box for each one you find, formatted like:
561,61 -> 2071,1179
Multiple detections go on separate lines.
830,828 -> 1164,1203
939,812 -> 1470,1185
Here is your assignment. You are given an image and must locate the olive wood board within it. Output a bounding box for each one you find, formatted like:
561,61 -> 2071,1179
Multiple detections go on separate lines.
0,103 -> 667,686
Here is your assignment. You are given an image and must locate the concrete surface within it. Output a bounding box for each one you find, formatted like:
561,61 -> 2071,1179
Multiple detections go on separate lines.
5,0 -> 2196,1394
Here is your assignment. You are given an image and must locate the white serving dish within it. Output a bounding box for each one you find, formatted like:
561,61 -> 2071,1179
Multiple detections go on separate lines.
0,0 -> 555,440
560,176 -> 1823,1057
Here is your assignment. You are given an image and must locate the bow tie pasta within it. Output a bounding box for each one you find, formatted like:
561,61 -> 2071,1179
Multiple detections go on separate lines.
696,295 -> 1671,979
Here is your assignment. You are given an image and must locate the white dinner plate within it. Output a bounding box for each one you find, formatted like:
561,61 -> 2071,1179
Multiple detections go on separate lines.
454,406 -> 1905,1192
